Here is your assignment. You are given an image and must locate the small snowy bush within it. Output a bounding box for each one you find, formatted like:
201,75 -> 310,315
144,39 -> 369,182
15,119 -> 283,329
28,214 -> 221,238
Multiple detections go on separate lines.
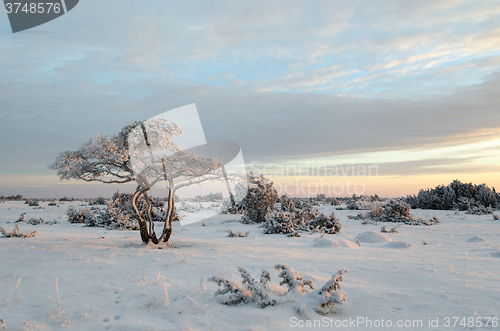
350,199 -> 439,226
48,201 -> 57,206
326,197 -> 341,206
27,218 -> 44,225
493,214 -> 499,220
221,200 -> 245,215
66,206 -> 95,224
193,192 -> 224,202
88,196 -> 107,205
15,213 -> 26,223
177,201 -> 204,213
27,199 -> 39,206
92,194 -> 140,230
209,265 -> 348,317
346,199 -> 360,210
227,229 -> 250,237
381,225 -> 399,233
292,198 -> 317,210
262,210 -> 341,236
465,205 -> 493,215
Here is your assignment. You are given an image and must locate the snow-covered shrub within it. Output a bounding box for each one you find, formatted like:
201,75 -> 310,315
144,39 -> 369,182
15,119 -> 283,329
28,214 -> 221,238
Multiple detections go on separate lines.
227,229 -> 250,237
307,212 -> 342,234
346,200 -> 359,210
15,213 -> 26,223
66,206 -> 97,224
92,193 -> 139,230
262,211 -> 302,237
27,199 -> 39,206
351,199 -> 439,226
326,197 -> 341,206
369,201 -> 384,217
494,214 -> 499,221
90,191 -> 167,229
275,264 -> 315,294
48,201 -> 57,206
381,199 -> 411,218
209,274 -> 258,306
88,196 -> 107,205
177,201 -> 204,213
291,198 -> 316,210
465,205 -> 493,215
262,210 -> 341,236
193,192 -> 224,202
221,200 -> 245,215
455,197 -> 472,211
240,173 -> 278,224
381,225 -> 399,233
209,265 -> 348,316
150,202 -> 182,223
280,194 -> 295,212
0,224 -> 36,238
27,218 -> 44,225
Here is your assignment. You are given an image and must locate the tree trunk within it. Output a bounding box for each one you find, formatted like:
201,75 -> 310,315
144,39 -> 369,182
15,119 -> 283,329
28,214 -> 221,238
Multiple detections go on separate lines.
132,187 -> 149,244
222,167 -> 236,209
143,191 -> 158,244
159,188 -> 175,243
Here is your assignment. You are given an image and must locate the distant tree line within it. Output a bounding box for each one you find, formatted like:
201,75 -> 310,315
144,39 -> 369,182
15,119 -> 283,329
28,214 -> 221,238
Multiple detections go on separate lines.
0,194 -> 23,201
405,179 -> 499,211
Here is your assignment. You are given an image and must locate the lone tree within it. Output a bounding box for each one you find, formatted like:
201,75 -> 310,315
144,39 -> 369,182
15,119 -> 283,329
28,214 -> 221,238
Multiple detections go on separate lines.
49,118 -> 224,244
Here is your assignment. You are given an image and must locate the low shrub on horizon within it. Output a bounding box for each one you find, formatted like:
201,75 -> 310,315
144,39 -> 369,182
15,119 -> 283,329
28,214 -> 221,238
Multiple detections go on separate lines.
349,199 -> 439,226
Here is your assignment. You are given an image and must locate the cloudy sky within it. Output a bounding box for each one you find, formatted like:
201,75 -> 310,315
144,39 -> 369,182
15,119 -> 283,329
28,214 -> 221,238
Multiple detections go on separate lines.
1,0 -> 500,198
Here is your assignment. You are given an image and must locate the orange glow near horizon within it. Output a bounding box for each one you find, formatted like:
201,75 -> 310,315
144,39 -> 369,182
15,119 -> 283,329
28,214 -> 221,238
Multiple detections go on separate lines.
269,172 -> 500,198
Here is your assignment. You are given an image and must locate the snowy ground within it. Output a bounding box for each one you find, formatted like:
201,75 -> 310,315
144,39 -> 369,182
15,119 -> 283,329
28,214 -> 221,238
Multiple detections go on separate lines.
1,201 -> 499,331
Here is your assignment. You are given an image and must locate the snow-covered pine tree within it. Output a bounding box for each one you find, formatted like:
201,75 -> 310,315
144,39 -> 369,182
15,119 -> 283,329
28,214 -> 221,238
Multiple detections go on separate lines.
241,173 -> 278,224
